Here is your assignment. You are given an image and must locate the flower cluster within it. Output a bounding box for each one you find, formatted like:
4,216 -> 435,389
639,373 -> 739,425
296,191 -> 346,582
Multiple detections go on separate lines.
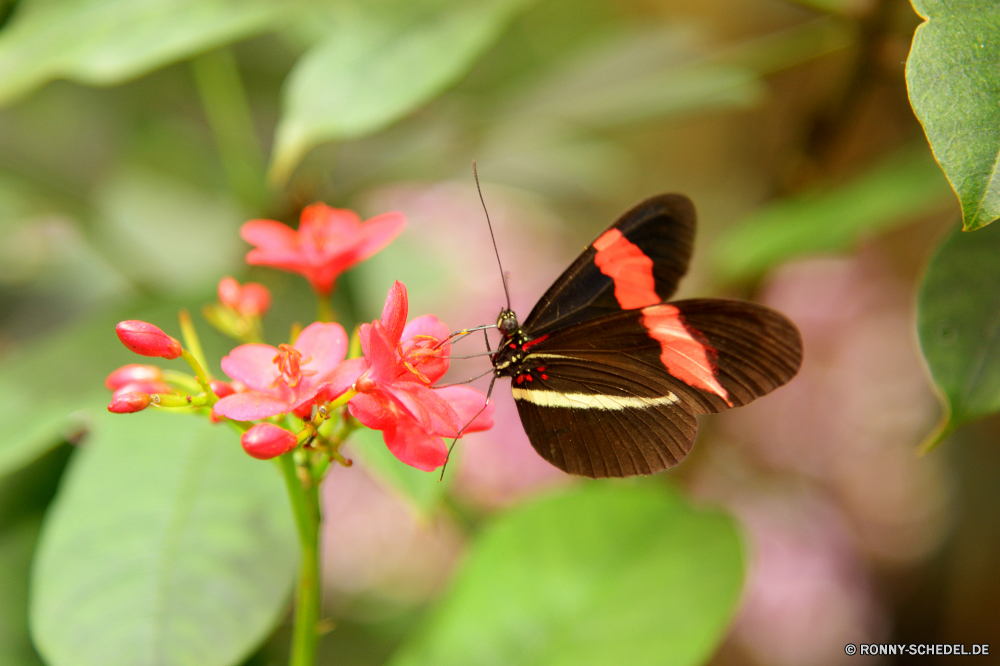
105,202 -> 492,472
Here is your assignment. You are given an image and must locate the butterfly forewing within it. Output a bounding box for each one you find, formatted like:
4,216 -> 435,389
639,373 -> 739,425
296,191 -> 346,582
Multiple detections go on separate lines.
522,194 -> 695,337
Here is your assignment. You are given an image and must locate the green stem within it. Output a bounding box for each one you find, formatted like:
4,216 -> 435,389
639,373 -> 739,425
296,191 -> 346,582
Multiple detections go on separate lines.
317,296 -> 335,323
190,47 -> 270,212
279,453 -> 322,666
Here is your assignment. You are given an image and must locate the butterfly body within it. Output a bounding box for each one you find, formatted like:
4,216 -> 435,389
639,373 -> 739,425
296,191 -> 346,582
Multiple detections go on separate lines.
489,194 -> 802,478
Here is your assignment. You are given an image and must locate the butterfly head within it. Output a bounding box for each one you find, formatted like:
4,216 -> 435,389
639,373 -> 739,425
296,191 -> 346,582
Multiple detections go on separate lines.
497,309 -> 519,337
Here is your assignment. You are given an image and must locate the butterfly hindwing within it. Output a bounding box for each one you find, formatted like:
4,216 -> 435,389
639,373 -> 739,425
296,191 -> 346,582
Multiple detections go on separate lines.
522,194 -> 695,337
508,299 -> 802,478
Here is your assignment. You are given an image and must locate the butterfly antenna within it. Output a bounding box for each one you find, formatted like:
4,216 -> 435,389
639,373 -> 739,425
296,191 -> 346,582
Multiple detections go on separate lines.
473,160 -> 511,311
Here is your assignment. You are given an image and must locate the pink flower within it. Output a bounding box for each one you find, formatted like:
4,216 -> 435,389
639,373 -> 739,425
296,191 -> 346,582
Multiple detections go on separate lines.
116,321 -> 182,359
341,281 -> 493,471
241,203 -> 406,296
213,322 -> 348,421
242,423 -> 298,460
217,276 -> 271,317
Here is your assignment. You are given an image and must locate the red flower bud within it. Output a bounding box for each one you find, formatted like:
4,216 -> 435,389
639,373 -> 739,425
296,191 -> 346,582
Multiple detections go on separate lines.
241,423 -> 297,460
108,391 -> 152,413
111,380 -> 171,401
116,321 -> 182,359
209,380 -> 235,398
218,277 -> 272,317
105,364 -> 163,390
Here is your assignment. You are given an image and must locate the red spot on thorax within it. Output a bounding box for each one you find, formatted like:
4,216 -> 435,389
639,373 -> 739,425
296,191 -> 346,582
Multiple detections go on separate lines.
640,304 -> 731,405
593,229 -> 659,309
521,334 -> 550,351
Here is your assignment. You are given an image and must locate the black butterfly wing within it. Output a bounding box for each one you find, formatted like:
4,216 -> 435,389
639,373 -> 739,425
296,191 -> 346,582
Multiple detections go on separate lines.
522,194 -> 695,337
511,299 -> 802,478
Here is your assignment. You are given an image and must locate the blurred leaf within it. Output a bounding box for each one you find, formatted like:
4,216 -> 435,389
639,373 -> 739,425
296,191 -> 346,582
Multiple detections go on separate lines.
917,221 -> 1000,452
0,0 -> 296,106
498,26 -> 763,130
93,166 -> 245,294
388,483 -> 743,666
346,426 -> 453,517
711,146 -> 954,284
906,0 -> 1000,230
269,0 -> 531,185
0,517 -> 45,666
31,410 -> 297,666
0,445 -> 72,666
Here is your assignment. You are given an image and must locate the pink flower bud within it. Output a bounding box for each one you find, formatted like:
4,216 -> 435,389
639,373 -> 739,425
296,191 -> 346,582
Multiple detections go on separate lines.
217,277 -> 242,309
116,321 -> 182,359
209,380 -> 235,398
105,364 -> 163,390
218,276 -> 272,317
111,380 -> 171,401
241,423 -> 297,460
108,391 -> 152,413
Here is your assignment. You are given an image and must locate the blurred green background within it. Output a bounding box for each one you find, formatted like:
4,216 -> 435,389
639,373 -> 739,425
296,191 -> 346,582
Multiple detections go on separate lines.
1,0 -> 998,664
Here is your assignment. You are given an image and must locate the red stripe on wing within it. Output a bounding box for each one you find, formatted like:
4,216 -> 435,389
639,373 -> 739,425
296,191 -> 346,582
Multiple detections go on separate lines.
640,304 -> 732,405
593,229 -> 659,309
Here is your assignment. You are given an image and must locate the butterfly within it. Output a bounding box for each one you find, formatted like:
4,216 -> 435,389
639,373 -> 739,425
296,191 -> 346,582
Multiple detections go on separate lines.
488,194 -> 802,478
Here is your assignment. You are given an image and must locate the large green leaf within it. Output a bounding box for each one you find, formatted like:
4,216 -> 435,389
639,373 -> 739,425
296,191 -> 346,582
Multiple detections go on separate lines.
917,220 -> 1000,452
906,0 -> 1000,230
0,445 -> 72,666
711,146 -> 953,284
268,0 -> 531,184
0,517 -> 45,666
0,0 -> 297,106
388,483 -> 743,666
30,410 -> 297,666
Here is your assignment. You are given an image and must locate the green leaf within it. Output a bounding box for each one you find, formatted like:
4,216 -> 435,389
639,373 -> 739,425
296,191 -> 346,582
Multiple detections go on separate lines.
0,517 -> 45,666
711,145 -> 954,284
906,0 -> 1000,230
269,0 -> 531,184
0,444 -> 71,666
0,0 -> 295,106
30,410 -> 297,666
389,483 -> 743,666
917,220 -> 1000,452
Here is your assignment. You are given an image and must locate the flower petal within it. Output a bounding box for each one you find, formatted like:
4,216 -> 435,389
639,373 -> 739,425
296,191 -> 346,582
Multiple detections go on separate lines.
344,211 -> 407,263
214,391 -> 291,421
241,219 -> 300,258
365,322 -> 402,384
220,343 -> 281,391
384,381 -> 461,436
380,280 -> 408,343
383,411 -> 448,471
319,357 -> 368,401
401,313 -> 449,342
401,314 -> 450,384
435,386 -> 494,435
293,322 -> 349,382
348,393 -> 397,433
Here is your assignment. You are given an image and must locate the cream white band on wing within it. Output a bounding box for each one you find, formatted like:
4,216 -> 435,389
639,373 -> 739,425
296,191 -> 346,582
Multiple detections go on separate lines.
512,388 -> 678,410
